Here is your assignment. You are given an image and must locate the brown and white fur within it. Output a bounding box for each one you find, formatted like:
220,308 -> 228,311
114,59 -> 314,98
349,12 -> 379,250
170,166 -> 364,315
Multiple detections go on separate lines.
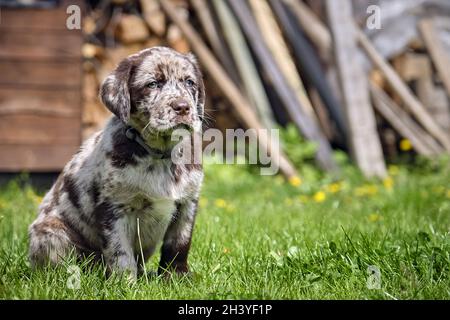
28,47 -> 205,279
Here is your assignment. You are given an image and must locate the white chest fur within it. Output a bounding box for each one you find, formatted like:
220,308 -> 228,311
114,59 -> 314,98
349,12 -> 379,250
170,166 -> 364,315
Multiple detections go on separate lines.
131,197 -> 176,256
105,159 -> 200,202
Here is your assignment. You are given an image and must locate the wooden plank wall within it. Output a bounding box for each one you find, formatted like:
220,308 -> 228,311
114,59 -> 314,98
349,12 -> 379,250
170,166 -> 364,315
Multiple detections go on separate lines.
0,1 -> 83,171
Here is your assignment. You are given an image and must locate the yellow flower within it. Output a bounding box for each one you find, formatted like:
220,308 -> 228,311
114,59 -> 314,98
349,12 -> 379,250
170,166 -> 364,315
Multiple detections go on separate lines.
367,185 -> 378,195
223,248 -> 230,254
383,177 -> 394,190
354,187 -> 365,197
400,139 -> 412,151
446,190 -> 450,198
214,198 -> 227,208
313,191 -> 326,203
388,165 -> 399,176
288,176 -> 302,187
326,182 -> 342,193
368,213 -> 382,222
355,184 -> 378,197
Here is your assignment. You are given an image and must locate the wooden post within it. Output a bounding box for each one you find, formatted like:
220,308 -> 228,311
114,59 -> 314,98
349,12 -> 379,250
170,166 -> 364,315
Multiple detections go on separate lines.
326,0 -> 386,178
159,0 -> 298,179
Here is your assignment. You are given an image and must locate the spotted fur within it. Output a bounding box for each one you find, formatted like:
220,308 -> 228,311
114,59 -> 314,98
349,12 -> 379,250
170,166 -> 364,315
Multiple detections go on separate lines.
29,47 -> 205,279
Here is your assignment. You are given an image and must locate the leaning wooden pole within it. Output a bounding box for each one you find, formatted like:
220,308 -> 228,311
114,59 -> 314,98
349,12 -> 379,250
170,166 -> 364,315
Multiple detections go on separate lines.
249,0 -> 316,121
419,18 -> 450,101
370,83 -> 443,156
159,0 -> 298,179
228,0 -> 338,172
291,0 -> 446,157
212,0 -> 276,129
282,0 -> 332,62
326,0 -> 386,178
270,0 -> 347,145
356,28 -> 450,152
190,0 -> 239,83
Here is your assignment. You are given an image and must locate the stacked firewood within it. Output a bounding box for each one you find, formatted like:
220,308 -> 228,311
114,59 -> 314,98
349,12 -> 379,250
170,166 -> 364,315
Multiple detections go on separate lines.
81,0 -> 450,178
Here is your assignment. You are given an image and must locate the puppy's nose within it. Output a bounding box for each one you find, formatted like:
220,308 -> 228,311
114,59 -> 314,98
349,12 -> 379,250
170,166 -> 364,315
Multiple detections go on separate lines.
171,100 -> 190,116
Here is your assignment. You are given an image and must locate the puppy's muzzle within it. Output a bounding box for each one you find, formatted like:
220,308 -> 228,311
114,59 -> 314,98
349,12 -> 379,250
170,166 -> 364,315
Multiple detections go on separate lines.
171,99 -> 190,116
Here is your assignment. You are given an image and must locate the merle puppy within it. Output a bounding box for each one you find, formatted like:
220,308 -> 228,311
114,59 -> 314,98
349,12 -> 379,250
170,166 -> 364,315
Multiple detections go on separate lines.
29,47 -> 205,279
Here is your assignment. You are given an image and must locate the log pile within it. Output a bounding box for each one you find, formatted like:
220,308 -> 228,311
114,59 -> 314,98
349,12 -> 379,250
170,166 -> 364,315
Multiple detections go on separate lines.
81,0 -> 450,178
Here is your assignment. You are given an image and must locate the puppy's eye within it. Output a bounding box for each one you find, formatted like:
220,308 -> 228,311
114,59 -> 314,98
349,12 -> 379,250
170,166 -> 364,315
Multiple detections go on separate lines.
147,81 -> 159,89
185,79 -> 195,87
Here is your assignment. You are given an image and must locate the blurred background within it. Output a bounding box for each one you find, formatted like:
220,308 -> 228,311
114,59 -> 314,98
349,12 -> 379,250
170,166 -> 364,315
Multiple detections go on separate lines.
0,0 -> 449,179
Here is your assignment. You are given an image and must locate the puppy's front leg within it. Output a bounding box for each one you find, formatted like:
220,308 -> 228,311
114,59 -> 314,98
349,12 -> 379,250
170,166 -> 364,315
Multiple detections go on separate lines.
101,216 -> 137,279
158,199 -> 198,276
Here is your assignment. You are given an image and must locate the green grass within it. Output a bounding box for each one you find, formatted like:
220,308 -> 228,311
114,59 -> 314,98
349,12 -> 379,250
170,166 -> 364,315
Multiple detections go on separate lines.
0,161 -> 449,299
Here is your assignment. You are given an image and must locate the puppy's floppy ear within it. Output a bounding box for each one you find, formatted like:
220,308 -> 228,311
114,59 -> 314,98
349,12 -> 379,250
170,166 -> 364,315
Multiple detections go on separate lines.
186,52 -> 205,119
100,57 -> 134,124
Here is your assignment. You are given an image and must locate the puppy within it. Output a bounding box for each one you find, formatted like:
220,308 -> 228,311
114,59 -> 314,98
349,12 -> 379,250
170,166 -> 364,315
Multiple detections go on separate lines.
29,47 -> 205,278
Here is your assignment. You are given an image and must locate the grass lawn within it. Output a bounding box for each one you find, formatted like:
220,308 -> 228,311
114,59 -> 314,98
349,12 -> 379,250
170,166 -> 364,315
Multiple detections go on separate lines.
0,160 -> 448,299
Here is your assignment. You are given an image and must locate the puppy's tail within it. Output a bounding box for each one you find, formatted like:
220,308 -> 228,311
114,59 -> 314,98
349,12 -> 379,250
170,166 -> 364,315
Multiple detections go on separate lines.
28,217 -> 73,268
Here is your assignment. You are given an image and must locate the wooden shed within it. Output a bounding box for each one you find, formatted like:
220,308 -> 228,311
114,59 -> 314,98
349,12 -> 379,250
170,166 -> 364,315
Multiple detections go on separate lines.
0,0 -> 84,172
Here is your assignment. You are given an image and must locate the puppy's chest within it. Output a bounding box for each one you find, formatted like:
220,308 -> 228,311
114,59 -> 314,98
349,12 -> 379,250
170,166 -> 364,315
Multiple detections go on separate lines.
105,160 -> 197,202
126,196 -> 175,229
125,196 -> 176,251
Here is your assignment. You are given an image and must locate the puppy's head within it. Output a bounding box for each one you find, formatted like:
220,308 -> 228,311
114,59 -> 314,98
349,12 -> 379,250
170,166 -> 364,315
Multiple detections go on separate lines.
100,47 -> 205,136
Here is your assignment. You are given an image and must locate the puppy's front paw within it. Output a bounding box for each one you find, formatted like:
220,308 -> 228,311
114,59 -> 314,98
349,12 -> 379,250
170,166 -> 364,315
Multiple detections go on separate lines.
107,268 -> 138,284
158,265 -> 193,280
